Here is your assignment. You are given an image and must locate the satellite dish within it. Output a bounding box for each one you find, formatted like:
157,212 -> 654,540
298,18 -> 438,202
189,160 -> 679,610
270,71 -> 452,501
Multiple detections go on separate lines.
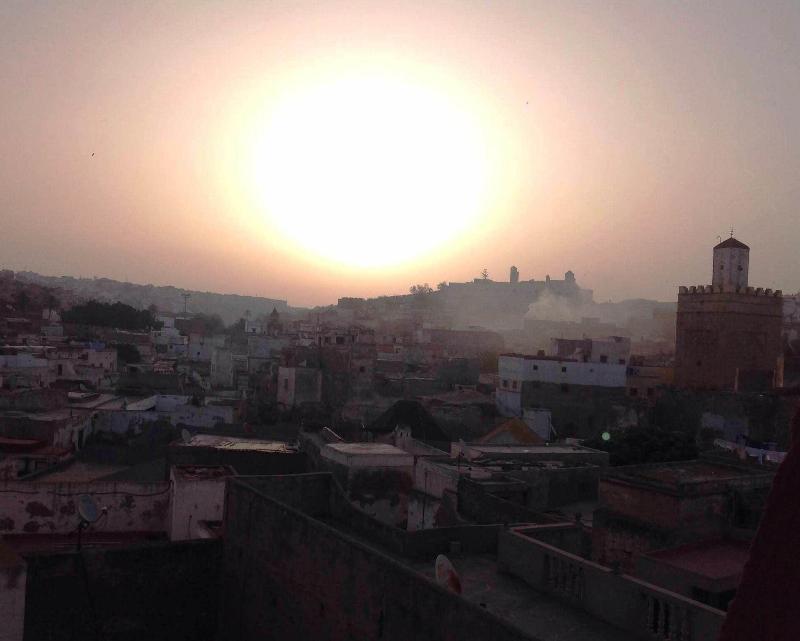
77,494 -> 100,524
181,428 -> 192,444
435,554 -> 462,594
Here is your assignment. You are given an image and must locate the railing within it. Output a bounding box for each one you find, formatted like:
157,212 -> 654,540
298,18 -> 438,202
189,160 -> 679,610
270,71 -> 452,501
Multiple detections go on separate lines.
644,593 -> 693,640
499,528 -> 725,641
545,553 -> 585,601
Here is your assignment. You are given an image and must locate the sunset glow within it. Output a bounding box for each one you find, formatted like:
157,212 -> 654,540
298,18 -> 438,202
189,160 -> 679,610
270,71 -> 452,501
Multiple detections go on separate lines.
246,72 -> 490,268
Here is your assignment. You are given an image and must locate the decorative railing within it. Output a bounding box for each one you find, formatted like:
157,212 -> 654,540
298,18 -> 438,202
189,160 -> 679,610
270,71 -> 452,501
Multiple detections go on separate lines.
545,553 -> 585,601
499,528 -> 725,641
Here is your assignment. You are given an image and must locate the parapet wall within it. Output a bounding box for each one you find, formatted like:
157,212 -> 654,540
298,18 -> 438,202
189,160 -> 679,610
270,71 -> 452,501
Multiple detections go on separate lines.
498,528 -> 724,641
0,481 -> 170,534
219,475 -> 529,641
678,285 -> 782,297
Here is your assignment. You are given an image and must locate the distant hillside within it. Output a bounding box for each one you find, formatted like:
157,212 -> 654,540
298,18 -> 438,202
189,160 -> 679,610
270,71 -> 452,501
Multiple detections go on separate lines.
13,271 -> 295,324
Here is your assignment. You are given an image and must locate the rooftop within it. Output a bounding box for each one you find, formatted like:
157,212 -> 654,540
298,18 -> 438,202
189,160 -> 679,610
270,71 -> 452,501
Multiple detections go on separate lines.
231,474 -> 637,641
457,443 -> 605,456
172,464 -> 235,481
322,442 -> 413,467
500,353 -> 577,362
179,434 -> 296,453
32,460 -> 129,483
714,237 -> 749,250
645,539 -> 750,581
605,459 -> 771,492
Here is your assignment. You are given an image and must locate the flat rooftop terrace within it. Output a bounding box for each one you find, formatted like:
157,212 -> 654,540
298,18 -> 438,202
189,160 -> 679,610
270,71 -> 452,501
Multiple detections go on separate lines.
178,434 -> 296,453
605,459 -> 773,492
240,473 -> 635,641
645,539 -> 750,581
409,553 -> 635,641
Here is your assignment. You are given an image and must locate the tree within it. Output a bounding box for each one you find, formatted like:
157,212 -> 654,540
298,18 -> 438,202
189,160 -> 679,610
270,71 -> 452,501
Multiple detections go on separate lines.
583,427 -> 697,466
62,300 -> 160,330
436,281 -> 447,291
409,283 -> 433,296
14,290 -> 30,313
480,269 -> 489,280
45,293 -> 59,312
116,343 -> 142,364
194,313 -> 225,335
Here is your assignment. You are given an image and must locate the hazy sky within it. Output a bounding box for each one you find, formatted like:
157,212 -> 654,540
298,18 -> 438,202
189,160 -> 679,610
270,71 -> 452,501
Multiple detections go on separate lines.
2,1 -> 799,306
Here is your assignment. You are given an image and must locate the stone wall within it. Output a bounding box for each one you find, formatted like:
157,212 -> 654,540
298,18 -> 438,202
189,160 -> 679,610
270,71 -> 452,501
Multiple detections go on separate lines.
675,288 -> 783,390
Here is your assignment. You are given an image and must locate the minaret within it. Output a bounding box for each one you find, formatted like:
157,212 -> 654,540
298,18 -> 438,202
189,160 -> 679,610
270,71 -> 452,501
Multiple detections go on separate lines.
509,266 -> 519,283
712,236 -> 749,290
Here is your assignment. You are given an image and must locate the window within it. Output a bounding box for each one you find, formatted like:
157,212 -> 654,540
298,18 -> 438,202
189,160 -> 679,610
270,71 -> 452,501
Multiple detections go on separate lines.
511,380 -> 518,390
560,383 -> 569,393
359,366 -> 365,373
630,388 -> 638,397
647,387 -> 654,397
618,358 -> 626,365
502,379 -> 508,388
336,336 -> 345,345
561,366 -> 567,373
283,378 -> 289,391
533,364 -> 538,371
599,355 -> 608,364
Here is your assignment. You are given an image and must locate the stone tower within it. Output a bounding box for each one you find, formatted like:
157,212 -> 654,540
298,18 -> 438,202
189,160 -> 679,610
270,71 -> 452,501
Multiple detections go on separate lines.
509,266 -> 519,283
712,237 -> 749,290
675,237 -> 782,391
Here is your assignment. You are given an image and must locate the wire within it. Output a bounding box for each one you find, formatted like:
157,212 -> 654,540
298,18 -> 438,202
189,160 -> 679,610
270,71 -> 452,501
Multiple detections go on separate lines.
0,482 -> 172,497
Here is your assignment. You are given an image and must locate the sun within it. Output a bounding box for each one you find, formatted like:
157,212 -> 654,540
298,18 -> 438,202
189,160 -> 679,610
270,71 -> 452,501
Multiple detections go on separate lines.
246,72 -> 489,269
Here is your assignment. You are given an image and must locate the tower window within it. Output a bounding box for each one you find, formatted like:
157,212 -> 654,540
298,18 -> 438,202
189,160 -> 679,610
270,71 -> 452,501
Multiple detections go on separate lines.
738,265 -> 743,271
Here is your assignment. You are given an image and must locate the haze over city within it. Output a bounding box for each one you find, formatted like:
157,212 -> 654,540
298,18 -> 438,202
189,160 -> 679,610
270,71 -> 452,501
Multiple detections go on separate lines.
3,1 -> 799,306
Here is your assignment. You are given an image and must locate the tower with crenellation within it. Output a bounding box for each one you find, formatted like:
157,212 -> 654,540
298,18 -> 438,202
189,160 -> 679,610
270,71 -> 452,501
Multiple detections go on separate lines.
675,237 -> 783,391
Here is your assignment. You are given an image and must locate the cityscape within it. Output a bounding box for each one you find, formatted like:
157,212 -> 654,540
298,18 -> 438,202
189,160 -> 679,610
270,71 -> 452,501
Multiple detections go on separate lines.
2,2 -> 799,641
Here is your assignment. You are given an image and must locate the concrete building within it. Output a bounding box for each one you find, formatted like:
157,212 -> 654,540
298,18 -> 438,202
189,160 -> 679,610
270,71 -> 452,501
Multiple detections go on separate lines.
496,353 -> 627,417
675,237 -> 783,390
276,366 -> 322,410
168,464 -> 234,541
592,458 -> 773,573
218,472 -> 725,641
320,442 -> 414,528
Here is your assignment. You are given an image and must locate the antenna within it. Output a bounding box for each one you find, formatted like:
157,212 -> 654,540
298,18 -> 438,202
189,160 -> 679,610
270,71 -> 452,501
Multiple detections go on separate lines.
76,494 -> 101,551
78,494 -> 100,524
730,227 -> 734,238
435,554 -> 462,594
181,428 -> 192,444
